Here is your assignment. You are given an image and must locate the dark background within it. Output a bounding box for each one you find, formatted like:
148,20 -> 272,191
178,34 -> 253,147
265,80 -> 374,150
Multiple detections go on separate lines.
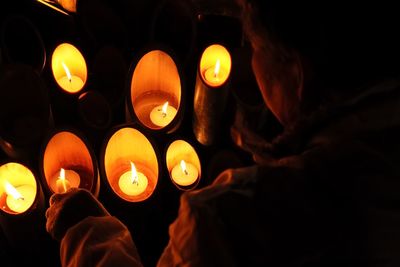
0,0 -> 282,266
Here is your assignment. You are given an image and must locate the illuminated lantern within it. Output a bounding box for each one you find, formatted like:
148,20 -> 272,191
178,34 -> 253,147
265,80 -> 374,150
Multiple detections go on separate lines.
126,48 -> 183,133
40,128 -> 100,197
193,44 -> 232,146
101,125 -> 159,202
51,43 -> 87,94
0,162 -> 45,251
166,140 -> 201,190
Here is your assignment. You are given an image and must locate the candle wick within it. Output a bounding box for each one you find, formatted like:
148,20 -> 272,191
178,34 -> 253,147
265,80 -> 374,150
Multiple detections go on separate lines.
158,108 -> 167,118
18,196 -> 25,201
184,169 -> 189,175
132,175 -> 139,185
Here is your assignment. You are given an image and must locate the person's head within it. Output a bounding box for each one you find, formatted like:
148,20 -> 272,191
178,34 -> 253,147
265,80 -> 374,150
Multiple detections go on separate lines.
238,0 -> 400,126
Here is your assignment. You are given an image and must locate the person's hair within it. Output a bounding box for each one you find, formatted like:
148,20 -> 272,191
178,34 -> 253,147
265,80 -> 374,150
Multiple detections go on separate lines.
243,1 -> 400,94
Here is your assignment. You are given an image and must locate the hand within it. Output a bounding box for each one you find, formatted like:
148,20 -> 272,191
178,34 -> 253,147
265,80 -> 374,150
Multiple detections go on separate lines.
45,188 -> 109,241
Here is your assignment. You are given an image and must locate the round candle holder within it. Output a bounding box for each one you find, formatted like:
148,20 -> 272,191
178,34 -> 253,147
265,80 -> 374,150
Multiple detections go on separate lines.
126,47 -> 184,133
48,42 -> 88,125
0,64 -> 53,160
51,42 -> 87,94
0,161 -> 46,251
0,15 -> 46,74
165,139 -> 201,191
100,124 -> 159,203
193,43 -> 232,146
39,128 -> 100,198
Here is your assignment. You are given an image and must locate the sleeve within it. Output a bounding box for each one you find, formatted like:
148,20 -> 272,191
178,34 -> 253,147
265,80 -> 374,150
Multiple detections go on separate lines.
60,216 -> 143,267
157,167 -> 259,267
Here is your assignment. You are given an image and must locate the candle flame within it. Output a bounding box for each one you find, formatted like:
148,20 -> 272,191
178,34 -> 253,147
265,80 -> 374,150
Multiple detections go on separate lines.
130,162 -> 139,185
4,181 -> 23,200
180,160 -> 189,175
59,168 -> 66,180
161,102 -> 169,117
61,62 -> 72,82
58,168 -> 68,193
214,59 -> 221,78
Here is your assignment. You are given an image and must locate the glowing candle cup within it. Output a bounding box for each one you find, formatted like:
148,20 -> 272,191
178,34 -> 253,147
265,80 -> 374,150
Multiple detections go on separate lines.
4,181 -> 35,214
102,126 -> 159,202
171,160 -> 199,187
150,101 -> 177,127
51,43 -> 87,94
166,140 -> 201,190
118,162 -> 148,196
193,44 -> 232,145
50,168 -> 81,194
127,50 -> 182,131
41,130 -> 99,197
0,162 -> 38,215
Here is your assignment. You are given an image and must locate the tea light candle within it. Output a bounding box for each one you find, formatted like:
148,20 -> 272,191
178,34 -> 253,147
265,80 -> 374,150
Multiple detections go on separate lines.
57,62 -> 84,93
149,101 -> 177,127
118,162 -> 148,196
203,59 -> 228,87
4,181 -> 35,213
171,160 -> 199,187
51,168 -> 81,194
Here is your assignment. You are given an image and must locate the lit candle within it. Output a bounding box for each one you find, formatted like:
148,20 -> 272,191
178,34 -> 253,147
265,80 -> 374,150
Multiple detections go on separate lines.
57,61 -> 84,93
51,168 -> 81,194
203,59 -> 228,87
4,181 -> 35,213
171,160 -> 199,187
149,101 -> 177,127
118,162 -> 148,196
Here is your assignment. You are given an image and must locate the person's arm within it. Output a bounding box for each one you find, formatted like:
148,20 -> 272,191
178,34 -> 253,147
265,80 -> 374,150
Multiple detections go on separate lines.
157,167 -> 259,267
60,216 -> 142,267
46,188 -> 143,267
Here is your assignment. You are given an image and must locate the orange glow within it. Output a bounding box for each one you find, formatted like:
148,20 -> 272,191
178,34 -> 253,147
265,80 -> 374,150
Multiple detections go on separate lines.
43,131 -> 94,194
200,44 -> 231,87
129,50 -> 181,130
104,127 -> 158,202
118,161 -> 148,196
166,140 -> 201,190
5,181 -> 22,200
0,163 -> 37,214
51,43 -> 87,93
